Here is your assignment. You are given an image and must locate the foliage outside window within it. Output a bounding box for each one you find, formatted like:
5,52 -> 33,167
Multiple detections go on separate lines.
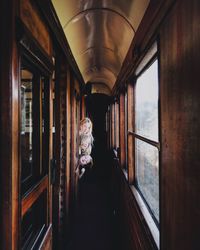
135,59 -> 159,224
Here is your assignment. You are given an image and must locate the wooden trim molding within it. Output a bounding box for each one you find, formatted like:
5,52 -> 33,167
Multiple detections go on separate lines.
21,176 -> 48,217
0,0 -> 20,249
34,0 -> 85,87
127,84 -> 134,183
16,19 -> 54,75
112,0 -> 176,95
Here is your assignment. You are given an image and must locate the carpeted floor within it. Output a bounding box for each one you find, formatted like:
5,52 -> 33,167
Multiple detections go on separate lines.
68,149 -> 121,250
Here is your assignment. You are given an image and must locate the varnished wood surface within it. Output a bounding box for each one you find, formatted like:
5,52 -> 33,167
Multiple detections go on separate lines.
115,102 -> 119,148
20,0 -> 52,56
111,103 -> 115,147
127,84 -> 134,183
65,65 -> 71,220
0,0 -> 20,249
111,160 -> 157,250
160,0 -> 200,249
35,0 -> 85,86
119,93 -> 126,168
70,76 -> 81,209
113,0 -> 176,96
21,176 -> 48,217
53,56 -> 68,248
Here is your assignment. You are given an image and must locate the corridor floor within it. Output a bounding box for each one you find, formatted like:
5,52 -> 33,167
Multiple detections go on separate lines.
68,150 -> 121,250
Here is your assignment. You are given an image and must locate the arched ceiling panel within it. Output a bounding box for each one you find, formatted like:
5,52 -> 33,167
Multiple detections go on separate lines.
52,0 -> 150,92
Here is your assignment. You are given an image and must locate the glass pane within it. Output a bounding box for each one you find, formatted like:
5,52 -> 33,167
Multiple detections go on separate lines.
135,60 -> 159,141
20,69 -> 33,185
21,192 -> 47,249
135,139 -> 159,222
42,78 -> 48,175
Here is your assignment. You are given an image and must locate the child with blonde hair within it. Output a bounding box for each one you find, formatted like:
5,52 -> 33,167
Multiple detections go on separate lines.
76,117 -> 94,178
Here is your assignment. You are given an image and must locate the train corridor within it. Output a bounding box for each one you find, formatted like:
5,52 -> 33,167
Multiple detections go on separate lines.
68,151 -> 119,250
67,94 -> 120,250
1,1 -> 200,249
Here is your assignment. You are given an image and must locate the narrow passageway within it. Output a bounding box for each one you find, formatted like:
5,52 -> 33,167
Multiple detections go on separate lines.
68,93 -> 120,250
68,149 -> 120,250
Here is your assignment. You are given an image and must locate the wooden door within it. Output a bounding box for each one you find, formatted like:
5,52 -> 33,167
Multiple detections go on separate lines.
20,56 -> 53,249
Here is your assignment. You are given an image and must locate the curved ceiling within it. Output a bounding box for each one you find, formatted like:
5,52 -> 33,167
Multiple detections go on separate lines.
52,0 -> 150,91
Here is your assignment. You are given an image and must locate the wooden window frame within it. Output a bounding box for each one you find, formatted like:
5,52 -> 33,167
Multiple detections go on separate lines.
128,42 -> 160,247
18,20 -> 54,249
119,92 -> 126,168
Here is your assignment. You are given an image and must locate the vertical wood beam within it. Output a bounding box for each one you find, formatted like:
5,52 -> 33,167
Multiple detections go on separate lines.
0,0 -> 20,249
160,0 -> 200,249
119,93 -> 125,168
111,104 -> 115,148
127,84 -> 134,183
0,0 -> 20,250
81,95 -> 85,119
65,65 -> 71,219
115,102 -> 119,149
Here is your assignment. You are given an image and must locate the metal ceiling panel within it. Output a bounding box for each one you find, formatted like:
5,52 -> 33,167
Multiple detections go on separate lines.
52,0 -> 150,92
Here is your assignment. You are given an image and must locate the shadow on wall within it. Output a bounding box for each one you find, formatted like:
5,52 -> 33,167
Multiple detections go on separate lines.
85,93 -> 110,159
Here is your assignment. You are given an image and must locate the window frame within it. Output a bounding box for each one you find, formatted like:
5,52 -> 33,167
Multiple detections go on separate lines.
18,20 -> 54,249
129,42 -> 160,247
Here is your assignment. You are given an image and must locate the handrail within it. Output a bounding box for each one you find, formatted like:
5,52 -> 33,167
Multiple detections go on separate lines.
128,131 -> 160,150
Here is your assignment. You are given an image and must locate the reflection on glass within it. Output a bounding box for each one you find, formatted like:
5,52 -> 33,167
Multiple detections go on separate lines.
21,192 -> 46,249
20,69 -> 33,184
42,78 -> 48,175
135,60 -> 158,141
135,139 -> 159,222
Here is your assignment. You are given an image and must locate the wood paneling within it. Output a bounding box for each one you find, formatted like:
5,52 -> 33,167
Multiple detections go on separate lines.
160,0 -> 200,249
119,93 -> 126,168
115,102 -> 119,148
20,0 -> 52,56
111,160 -> 157,250
111,103 -> 115,148
0,0 -> 20,249
65,65 -> 71,219
21,176 -> 48,217
127,84 -> 134,183
70,75 -> 80,210
35,0 -> 84,86
53,56 -> 67,248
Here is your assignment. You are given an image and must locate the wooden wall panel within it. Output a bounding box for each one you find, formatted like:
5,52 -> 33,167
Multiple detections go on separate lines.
53,58 -> 67,248
0,0 -> 20,249
160,0 -> 200,249
111,161 -> 157,250
115,102 -> 119,149
65,66 -> 71,219
20,0 -> 52,55
111,104 -> 115,148
70,74 -> 80,214
127,84 -> 134,183
119,93 -> 125,168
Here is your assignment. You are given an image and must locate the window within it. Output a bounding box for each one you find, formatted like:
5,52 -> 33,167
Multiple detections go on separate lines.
20,59 -> 50,248
135,59 -> 159,224
20,62 -> 49,195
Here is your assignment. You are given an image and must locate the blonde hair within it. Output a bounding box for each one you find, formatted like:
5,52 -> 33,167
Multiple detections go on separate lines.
79,117 -> 93,136
76,117 -> 94,178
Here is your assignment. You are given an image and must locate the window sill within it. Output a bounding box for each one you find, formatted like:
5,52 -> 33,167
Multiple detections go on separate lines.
120,169 -> 159,249
130,185 -> 160,249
